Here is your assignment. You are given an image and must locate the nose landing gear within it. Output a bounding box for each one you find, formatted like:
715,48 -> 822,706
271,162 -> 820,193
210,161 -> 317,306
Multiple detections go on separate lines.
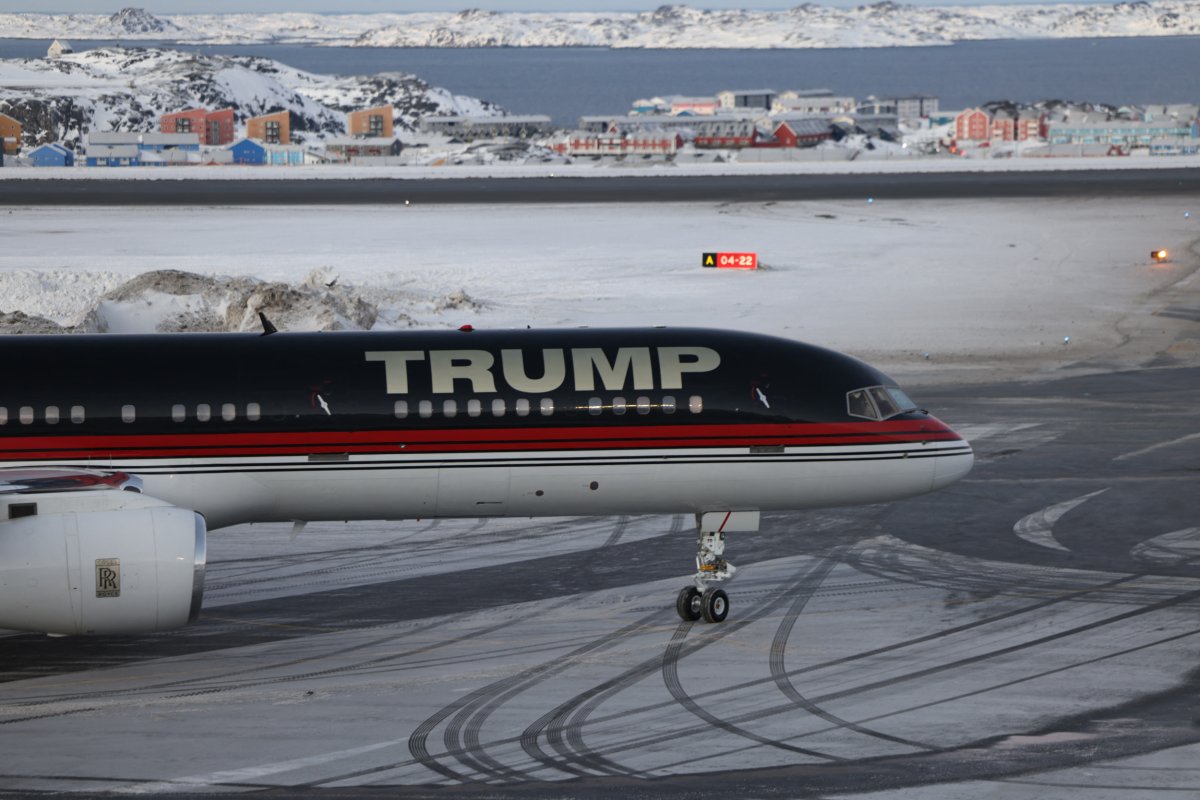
675,511 -> 758,623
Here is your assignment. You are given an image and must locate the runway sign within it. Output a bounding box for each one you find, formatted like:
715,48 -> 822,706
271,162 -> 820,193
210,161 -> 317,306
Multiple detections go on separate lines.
702,252 -> 758,269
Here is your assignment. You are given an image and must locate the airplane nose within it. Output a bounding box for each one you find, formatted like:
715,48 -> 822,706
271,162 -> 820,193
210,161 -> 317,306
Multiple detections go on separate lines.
933,435 -> 974,490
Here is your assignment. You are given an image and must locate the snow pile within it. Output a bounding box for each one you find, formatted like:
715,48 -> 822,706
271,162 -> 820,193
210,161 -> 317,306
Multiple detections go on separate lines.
0,47 -> 500,149
0,268 -> 386,334
2,3 -> 1199,48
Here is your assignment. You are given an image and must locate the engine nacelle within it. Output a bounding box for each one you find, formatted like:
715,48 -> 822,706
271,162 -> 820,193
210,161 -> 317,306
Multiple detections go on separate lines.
0,485 -> 206,635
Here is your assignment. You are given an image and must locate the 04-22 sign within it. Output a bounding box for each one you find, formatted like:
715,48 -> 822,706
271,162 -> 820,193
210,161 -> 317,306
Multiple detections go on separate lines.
702,252 -> 758,270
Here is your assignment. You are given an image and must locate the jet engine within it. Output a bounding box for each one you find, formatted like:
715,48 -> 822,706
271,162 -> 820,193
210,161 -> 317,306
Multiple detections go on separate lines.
0,476 -> 205,635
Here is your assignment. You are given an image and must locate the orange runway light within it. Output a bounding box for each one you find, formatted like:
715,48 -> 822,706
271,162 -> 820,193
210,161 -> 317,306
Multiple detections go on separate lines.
1151,249 -> 1169,263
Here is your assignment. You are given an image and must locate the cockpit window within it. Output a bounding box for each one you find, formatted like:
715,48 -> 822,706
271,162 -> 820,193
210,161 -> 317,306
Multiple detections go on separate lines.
846,385 -> 920,421
846,389 -> 876,420
886,387 -> 917,413
870,387 -> 900,419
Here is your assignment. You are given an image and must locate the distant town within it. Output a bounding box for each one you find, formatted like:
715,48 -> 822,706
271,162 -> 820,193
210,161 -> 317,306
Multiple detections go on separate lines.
2,39 -> 1198,169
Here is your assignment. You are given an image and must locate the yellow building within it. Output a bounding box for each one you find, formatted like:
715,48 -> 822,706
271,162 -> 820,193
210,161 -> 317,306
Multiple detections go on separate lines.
0,112 -> 21,154
347,105 -> 393,139
246,111 -> 290,145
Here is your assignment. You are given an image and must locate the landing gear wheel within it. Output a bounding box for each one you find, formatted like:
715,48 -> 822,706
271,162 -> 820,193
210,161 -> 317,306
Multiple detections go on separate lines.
701,588 -> 729,623
676,586 -> 702,622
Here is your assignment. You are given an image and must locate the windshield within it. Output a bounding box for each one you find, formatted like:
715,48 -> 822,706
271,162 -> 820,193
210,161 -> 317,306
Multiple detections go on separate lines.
846,385 -> 920,421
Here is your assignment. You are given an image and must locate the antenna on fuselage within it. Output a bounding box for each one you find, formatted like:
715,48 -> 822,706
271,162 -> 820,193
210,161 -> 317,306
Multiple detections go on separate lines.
259,312 -> 278,336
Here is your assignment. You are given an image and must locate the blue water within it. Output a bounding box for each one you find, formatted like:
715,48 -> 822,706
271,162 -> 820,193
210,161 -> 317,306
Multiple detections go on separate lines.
3,37 -> 1199,126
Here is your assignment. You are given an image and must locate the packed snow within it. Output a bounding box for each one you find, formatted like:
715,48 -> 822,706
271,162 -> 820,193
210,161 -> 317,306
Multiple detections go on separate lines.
0,197 -> 1195,388
2,4 -> 1200,49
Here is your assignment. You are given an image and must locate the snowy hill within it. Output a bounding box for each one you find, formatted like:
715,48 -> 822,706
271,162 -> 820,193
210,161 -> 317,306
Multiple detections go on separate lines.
0,3 -> 1199,48
0,47 -> 500,149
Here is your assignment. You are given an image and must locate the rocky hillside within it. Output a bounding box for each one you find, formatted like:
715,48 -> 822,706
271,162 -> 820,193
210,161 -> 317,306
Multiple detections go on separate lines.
0,46 -> 499,149
1,3 -> 1198,48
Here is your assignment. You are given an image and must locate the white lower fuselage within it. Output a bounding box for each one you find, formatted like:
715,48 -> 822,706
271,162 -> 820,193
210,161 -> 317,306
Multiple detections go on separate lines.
78,437 -> 975,529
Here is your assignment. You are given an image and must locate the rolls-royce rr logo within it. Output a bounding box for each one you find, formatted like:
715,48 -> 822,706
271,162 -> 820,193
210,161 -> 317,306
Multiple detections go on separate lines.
95,558 -> 120,598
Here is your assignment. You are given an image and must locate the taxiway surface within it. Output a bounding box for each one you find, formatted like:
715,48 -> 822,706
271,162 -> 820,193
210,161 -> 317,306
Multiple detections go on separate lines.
6,167 -> 1200,205
1,363 -> 1198,799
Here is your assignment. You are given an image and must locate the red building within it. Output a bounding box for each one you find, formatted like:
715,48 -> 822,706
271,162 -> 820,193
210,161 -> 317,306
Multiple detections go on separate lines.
553,132 -> 681,157
954,108 -> 991,141
991,115 -> 1041,142
758,119 -> 832,148
161,108 -> 235,146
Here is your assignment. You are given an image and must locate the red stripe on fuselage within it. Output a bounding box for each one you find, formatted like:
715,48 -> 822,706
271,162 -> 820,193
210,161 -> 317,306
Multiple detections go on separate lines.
0,419 -> 961,461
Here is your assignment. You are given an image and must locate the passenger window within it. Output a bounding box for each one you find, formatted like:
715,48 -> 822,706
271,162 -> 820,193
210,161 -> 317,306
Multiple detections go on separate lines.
492,398 -> 506,417
846,389 -> 877,420
662,396 -> 677,414
70,405 -> 85,424
172,404 -> 185,422
196,403 -> 211,422
418,400 -> 432,419
540,398 -> 554,416
689,395 -> 703,414
515,398 -> 530,417
612,396 -> 627,416
0,407 -> 7,424
246,402 -> 262,421
19,406 -> 33,424
221,403 -> 236,421
636,396 -> 651,415
443,399 -> 458,418
588,397 -> 602,415
393,400 -> 408,419
45,406 -> 60,424
121,405 -> 136,423
467,399 -> 481,418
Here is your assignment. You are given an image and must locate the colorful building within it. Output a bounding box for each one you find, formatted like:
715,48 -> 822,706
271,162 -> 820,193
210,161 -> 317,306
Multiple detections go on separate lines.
0,112 -> 21,155
228,138 -> 306,165
954,108 -> 991,141
760,118 -> 833,148
347,106 -> 394,139
552,132 -> 681,157
161,108 -> 235,146
84,145 -> 141,167
27,142 -> 74,167
246,111 -> 291,145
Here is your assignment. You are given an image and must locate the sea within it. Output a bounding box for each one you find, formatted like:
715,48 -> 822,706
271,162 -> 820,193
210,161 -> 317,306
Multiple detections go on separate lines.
2,36 -> 1200,126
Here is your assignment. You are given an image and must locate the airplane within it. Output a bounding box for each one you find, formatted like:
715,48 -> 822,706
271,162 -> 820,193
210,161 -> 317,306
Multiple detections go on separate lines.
0,326 -> 973,635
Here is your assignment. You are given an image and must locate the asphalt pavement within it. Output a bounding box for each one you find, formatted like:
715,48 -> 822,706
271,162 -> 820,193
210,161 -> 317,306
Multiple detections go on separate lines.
5,167 -> 1200,205
1,364 -> 1197,799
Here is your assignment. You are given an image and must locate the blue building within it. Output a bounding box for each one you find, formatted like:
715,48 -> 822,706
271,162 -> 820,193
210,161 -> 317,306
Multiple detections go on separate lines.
229,138 -> 266,165
84,145 -> 141,167
229,138 -> 306,166
27,143 -> 74,167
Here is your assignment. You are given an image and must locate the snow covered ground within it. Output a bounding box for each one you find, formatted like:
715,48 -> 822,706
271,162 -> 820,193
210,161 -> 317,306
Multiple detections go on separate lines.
3,3 -> 1200,49
1,195 -> 1196,389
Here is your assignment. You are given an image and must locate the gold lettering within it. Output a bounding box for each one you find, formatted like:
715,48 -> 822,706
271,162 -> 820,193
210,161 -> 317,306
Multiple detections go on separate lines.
429,350 -> 497,394
571,347 -> 654,391
364,351 -> 425,394
501,349 -> 566,393
657,346 -> 721,389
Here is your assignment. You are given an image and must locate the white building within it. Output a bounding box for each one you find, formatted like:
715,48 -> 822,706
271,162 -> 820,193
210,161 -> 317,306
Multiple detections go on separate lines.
47,39 -> 74,58
772,90 -> 856,116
